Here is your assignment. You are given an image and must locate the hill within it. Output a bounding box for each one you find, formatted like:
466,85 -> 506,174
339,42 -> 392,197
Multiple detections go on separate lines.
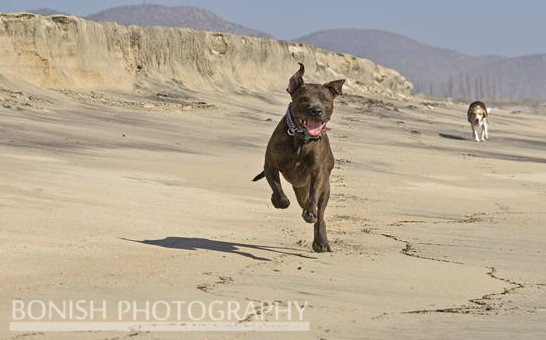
297,29 -> 546,100
27,8 -> 68,16
86,4 -> 272,38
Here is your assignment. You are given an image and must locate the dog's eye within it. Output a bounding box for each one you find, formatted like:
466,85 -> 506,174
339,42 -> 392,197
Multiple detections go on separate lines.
299,97 -> 308,103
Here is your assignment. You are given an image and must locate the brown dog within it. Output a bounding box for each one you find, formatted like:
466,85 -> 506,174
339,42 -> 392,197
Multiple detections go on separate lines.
253,63 -> 345,252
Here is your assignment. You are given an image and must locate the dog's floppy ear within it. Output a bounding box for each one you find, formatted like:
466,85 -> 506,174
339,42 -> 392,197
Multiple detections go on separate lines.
324,79 -> 345,97
287,63 -> 305,94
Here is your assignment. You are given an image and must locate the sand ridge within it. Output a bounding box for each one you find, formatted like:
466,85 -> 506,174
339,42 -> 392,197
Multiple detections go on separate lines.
0,13 -> 411,97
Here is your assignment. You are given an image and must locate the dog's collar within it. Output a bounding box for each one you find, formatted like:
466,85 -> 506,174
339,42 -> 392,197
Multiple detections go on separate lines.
285,104 -> 323,143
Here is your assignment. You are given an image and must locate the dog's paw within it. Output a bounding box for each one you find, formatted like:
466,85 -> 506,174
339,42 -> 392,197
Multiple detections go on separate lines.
302,209 -> 317,223
474,139 -> 480,142
271,194 -> 290,209
312,239 -> 331,253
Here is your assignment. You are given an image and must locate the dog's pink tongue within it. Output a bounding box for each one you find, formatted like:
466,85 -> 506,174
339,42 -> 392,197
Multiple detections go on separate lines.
306,120 -> 324,136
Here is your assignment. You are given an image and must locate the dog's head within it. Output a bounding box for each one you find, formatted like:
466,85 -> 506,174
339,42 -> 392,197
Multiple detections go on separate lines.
468,105 -> 487,125
286,63 -> 345,137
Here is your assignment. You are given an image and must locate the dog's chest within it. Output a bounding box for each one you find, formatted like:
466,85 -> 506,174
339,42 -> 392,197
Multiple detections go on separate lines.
279,156 -> 313,186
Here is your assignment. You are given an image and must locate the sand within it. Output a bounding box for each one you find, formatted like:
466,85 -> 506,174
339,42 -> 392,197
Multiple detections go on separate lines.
1,13 -> 545,340
0,14 -> 411,96
0,86 -> 545,339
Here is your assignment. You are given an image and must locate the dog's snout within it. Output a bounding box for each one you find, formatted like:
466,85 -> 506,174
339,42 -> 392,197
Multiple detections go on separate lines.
309,106 -> 323,117
475,119 -> 480,124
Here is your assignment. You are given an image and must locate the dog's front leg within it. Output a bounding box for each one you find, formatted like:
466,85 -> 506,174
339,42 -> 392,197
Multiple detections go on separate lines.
472,126 -> 480,142
264,166 -> 290,209
302,170 -> 324,224
483,120 -> 489,140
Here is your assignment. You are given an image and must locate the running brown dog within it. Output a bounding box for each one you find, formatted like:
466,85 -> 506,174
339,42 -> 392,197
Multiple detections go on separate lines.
253,63 -> 345,252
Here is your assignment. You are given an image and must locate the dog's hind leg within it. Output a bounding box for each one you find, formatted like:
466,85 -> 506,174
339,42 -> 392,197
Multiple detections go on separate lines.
302,172 -> 324,224
312,181 -> 331,253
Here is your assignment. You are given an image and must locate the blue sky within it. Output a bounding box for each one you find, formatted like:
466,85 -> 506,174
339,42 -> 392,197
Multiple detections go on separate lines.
1,0 -> 544,57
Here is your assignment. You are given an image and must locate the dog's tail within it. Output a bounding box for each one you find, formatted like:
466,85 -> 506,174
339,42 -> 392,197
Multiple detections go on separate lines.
252,170 -> 265,182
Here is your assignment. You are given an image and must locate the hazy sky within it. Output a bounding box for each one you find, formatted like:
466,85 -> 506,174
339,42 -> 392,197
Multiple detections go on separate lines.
1,0 -> 544,57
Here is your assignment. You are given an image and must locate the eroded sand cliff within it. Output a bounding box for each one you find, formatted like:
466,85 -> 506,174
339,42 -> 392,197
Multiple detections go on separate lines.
0,13 -> 412,97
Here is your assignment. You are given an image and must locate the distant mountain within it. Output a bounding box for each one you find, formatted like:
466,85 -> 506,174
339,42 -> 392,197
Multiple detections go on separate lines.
454,54 -> 546,101
297,29 -> 546,100
27,8 -> 68,16
86,4 -> 272,38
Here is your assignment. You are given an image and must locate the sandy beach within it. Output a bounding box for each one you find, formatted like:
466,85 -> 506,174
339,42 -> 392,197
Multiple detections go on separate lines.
1,85 -> 545,339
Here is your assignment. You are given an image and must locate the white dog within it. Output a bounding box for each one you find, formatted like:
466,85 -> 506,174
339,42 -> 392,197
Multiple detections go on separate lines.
467,101 -> 490,142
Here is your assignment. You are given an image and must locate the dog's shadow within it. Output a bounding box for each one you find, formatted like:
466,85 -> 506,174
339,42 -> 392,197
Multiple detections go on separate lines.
438,133 -> 467,141
120,237 -> 316,261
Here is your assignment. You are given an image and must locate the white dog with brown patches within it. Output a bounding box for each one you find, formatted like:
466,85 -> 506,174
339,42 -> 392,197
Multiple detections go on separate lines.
467,101 -> 490,142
